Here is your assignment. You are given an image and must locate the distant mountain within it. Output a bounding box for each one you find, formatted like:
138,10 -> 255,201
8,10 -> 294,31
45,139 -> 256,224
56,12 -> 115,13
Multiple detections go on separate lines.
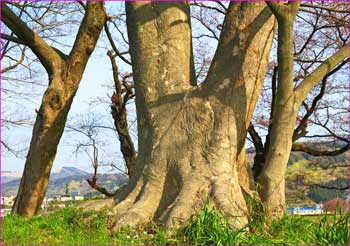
1,171 -> 23,184
3,140 -> 348,202
50,166 -> 89,180
1,167 -> 129,197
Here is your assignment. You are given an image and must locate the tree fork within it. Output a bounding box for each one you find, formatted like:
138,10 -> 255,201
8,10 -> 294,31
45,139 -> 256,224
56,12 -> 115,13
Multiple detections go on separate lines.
6,2 -> 107,217
80,1 -> 276,231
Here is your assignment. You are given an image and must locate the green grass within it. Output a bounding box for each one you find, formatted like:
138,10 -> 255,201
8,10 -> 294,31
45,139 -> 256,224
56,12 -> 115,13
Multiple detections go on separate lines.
2,206 -> 349,244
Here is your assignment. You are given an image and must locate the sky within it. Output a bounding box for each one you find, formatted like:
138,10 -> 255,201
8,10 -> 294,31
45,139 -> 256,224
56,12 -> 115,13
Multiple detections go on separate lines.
1,1 -> 348,175
1,50 -> 124,172
1,1 -> 221,174
1,2 -> 132,173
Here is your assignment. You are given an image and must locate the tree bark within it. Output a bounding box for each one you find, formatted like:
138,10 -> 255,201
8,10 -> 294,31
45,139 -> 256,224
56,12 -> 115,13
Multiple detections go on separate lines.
260,2 -> 348,220
7,2 -> 107,217
258,15 -> 298,219
90,2 -> 275,231
108,51 -> 137,178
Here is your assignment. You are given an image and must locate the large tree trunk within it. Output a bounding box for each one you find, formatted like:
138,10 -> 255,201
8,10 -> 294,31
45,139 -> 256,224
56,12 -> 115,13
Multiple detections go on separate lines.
81,2 -> 275,231
10,2 -> 106,217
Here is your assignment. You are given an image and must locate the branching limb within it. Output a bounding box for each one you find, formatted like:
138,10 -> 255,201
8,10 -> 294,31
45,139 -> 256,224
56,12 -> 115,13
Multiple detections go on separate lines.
1,2 -> 62,74
68,2 -> 107,77
294,44 -> 349,103
1,46 -> 26,73
293,59 -> 348,141
104,22 -> 131,65
107,51 -> 137,178
292,142 -> 349,156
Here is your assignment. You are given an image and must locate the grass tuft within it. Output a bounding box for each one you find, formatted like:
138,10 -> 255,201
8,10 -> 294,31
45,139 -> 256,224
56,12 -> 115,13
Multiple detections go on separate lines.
2,205 -> 349,244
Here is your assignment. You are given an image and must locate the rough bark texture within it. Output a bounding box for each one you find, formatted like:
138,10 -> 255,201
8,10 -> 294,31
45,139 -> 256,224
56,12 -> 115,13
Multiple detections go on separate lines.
79,2 -> 275,231
7,2 -> 107,217
108,51 -> 137,178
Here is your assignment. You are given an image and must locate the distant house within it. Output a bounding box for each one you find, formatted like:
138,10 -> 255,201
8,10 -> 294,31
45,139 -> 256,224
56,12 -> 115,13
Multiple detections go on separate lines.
74,196 -> 84,201
323,198 -> 349,213
60,196 -> 73,202
1,196 -> 15,206
287,205 -> 323,215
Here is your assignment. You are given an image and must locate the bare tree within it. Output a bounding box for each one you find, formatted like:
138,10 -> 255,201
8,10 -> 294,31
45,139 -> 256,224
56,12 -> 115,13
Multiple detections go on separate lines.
2,2 -> 107,217
66,114 -> 126,197
257,1 -> 349,219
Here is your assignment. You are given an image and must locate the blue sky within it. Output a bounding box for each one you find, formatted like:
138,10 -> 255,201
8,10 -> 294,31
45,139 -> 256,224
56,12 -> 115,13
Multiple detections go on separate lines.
1,2 -> 132,173
1,1 -> 348,174
1,1 -> 220,173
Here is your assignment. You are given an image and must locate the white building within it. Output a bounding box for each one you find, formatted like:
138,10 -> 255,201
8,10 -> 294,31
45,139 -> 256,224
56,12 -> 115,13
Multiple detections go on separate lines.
60,196 -> 73,202
74,196 -> 84,201
1,196 -> 15,206
287,206 -> 323,215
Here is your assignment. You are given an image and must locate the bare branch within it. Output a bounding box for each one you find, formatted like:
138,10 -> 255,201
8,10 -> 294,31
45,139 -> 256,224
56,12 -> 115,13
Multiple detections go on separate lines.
104,22 -> 131,65
1,2 -> 63,74
1,46 -> 26,73
294,44 -> 349,103
292,142 -> 349,156
300,3 -> 349,14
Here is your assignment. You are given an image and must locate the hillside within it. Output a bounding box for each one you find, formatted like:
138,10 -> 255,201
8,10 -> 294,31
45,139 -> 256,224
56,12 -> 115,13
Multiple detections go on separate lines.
247,142 -> 349,205
2,167 -> 128,197
2,144 -> 348,204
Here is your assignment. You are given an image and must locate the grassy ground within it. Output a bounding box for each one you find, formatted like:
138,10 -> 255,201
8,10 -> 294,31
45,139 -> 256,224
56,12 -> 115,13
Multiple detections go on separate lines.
2,205 -> 349,244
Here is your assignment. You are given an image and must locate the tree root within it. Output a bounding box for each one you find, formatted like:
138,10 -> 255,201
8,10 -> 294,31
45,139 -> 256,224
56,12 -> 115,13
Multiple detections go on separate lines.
161,178 -> 207,229
211,174 -> 248,229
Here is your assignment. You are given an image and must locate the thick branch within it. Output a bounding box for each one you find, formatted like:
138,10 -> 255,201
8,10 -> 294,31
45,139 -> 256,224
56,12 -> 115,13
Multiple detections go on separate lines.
68,2 -> 107,78
292,142 -> 349,156
1,33 -> 26,45
294,44 -> 349,104
266,2 -> 287,18
1,2 -> 62,74
311,184 -> 350,191
249,123 -> 266,179
86,179 -> 118,197
248,123 -> 264,153
300,3 -> 349,14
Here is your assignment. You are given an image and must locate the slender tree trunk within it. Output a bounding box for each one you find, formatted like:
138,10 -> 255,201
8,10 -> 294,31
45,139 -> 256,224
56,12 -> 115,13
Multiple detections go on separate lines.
10,2 -> 106,217
12,73 -> 77,215
82,2 -> 275,231
258,22 -> 297,218
258,7 -> 349,218
108,52 -> 137,178
258,2 -> 300,219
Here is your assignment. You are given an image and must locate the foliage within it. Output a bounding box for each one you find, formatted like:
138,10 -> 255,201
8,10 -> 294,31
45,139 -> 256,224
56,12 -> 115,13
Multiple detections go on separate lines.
312,210 -> 350,245
181,203 -> 244,244
308,178 -> 349,203
3,206 -> 349,244
286,159 -> 348,206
